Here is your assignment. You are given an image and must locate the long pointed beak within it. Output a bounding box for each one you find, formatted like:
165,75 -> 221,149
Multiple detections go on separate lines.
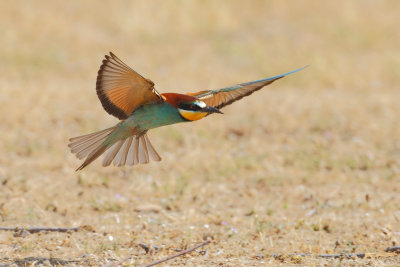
203,106 -> 223,114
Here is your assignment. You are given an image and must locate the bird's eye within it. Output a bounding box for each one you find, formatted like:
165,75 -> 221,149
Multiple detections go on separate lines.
178,102 -> 200,111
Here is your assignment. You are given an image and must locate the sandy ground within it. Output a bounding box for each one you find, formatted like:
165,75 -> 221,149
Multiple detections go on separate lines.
0,1 -> 399,266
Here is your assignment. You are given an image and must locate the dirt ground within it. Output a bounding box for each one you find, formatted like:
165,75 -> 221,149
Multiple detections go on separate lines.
0,1 -> 399,266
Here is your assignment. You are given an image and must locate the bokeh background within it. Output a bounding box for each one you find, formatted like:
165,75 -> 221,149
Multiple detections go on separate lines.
0,1 -> 399,265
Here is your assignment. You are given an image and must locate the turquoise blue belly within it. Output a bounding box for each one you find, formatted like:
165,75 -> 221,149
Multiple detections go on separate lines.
124,102 -> 185,131
102,102 -> 185,146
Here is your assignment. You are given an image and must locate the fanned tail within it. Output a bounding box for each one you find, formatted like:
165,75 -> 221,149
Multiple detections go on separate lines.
102,134 -> 161,167
69,127 -> 161,171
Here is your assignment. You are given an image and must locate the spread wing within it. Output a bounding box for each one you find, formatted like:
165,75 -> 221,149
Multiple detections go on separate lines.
96,52 -> 164,120
190,66 -> 307,109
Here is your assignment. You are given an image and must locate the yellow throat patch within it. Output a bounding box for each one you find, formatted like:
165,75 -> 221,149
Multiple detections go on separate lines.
178,109 -> 208,121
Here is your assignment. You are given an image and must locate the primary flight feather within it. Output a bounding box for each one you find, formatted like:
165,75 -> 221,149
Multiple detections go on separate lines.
69,52 -> 306,170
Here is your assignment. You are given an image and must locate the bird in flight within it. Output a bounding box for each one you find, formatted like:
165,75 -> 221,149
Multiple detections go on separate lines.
69,52 -> 305,170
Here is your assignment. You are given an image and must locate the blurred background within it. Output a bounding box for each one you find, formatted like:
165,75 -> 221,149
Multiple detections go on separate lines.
0,1 -> 399,265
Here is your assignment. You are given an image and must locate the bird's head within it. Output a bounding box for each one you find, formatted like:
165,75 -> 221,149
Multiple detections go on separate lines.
162,93 -> 223,121
177,100 -> 222,121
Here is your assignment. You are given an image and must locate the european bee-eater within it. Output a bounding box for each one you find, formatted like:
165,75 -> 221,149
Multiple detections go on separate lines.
69,52 -> 305,170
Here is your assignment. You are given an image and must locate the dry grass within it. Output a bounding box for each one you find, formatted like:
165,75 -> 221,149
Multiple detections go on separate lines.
1,1 -> 400,266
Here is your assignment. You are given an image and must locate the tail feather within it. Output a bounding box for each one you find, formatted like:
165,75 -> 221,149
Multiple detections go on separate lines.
69,127 -> 115,159
126,137 -> 137,166
144,134 -> 162,162
138,136 -> 149,163
75,137 -> 108,160
75,145 -> 109,171
69,127 -> 114,143
102,140 -> 124,167
114,136 -> 132,166
103,134 -> 162,167
69,127 -> 162,170
133,137 -> 140,164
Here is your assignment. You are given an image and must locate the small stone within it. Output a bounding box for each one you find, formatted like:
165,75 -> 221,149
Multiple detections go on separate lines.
134,203 -> 162,213
42,260 -> 51,266
306,209 -> 317,217
381,227 -> 389,235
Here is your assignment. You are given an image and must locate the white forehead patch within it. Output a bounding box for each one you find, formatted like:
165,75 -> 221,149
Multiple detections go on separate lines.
197,101 -> 206,108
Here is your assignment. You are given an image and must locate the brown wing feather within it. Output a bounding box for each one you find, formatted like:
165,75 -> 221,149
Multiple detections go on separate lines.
96,52 -> 163,120
190,66 -> 308,109
194,78 -> 282,110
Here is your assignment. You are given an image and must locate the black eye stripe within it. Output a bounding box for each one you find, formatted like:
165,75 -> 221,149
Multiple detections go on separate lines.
179,102 -> 201,111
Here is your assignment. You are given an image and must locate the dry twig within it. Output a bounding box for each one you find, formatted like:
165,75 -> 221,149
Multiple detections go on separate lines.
138,243 -> 160,254
385,246 -> 400,253
0,257 -> 82,266
140,240 -> 211,267
266,251 -> 398,260
107,240 -> 211,267
0,226 -> 79,234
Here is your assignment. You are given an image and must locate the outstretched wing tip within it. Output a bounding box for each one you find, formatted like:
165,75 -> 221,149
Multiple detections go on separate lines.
280,64 -> 309,78
284,65 -> 309,75
192,65 -> 306,109
241,65 -> 308,86
274,64 -> 309,80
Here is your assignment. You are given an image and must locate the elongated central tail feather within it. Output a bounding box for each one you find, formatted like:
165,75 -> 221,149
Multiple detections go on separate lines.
68,127 -> 162,171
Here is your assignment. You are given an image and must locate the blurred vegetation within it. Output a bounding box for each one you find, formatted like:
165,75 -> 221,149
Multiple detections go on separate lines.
0,1 -> 399,265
